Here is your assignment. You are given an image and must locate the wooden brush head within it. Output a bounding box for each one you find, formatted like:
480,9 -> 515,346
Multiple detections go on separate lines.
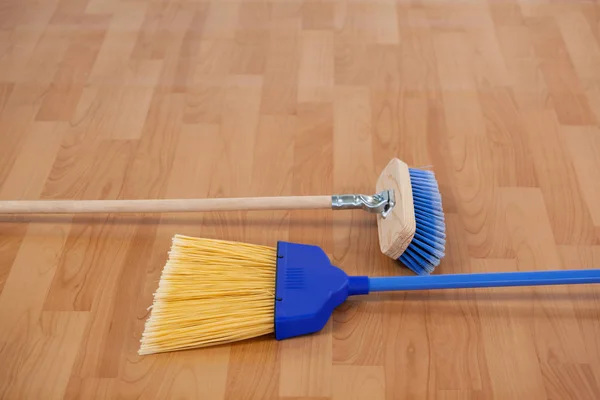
375,158 -> 416,260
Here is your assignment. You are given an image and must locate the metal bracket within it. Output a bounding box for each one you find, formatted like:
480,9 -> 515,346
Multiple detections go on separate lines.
331,189 -> 395,218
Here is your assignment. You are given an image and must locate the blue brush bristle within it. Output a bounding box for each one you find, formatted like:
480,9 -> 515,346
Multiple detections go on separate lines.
398,168 -> 446,275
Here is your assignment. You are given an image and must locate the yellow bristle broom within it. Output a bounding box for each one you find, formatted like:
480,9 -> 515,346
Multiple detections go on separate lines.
138,234 -> 600,355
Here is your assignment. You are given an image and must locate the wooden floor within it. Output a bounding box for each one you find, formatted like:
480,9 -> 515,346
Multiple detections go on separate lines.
1,0 -> 600,398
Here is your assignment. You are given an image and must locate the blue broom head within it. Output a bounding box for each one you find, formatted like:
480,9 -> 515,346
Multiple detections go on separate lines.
274,241 -> 368,340
400,168 -> 446,275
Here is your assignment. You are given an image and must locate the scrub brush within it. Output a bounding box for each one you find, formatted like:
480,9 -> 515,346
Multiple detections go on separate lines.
0,158 -> 445,274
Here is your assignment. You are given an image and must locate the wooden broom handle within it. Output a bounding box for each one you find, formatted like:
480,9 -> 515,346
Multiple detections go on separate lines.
0,196 -> 334,214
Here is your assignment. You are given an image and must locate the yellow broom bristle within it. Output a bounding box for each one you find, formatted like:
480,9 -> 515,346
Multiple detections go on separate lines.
138,234 -> 277,355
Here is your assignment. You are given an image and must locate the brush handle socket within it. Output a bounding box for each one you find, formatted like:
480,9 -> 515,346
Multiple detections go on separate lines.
348,276 -> 369,295
331,190 -> 395,218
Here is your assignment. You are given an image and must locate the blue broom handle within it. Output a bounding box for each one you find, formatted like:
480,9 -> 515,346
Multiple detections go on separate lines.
367,269 -> 600,292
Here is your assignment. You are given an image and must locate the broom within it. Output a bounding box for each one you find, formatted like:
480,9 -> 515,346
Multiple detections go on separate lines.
138,235 -> 600,355
0,158 -> 445,275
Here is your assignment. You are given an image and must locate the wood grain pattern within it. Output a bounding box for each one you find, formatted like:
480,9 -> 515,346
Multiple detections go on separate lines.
1,0 -> 600,398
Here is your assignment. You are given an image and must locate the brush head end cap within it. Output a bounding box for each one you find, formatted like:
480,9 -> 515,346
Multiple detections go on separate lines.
376,158 -> 417,260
